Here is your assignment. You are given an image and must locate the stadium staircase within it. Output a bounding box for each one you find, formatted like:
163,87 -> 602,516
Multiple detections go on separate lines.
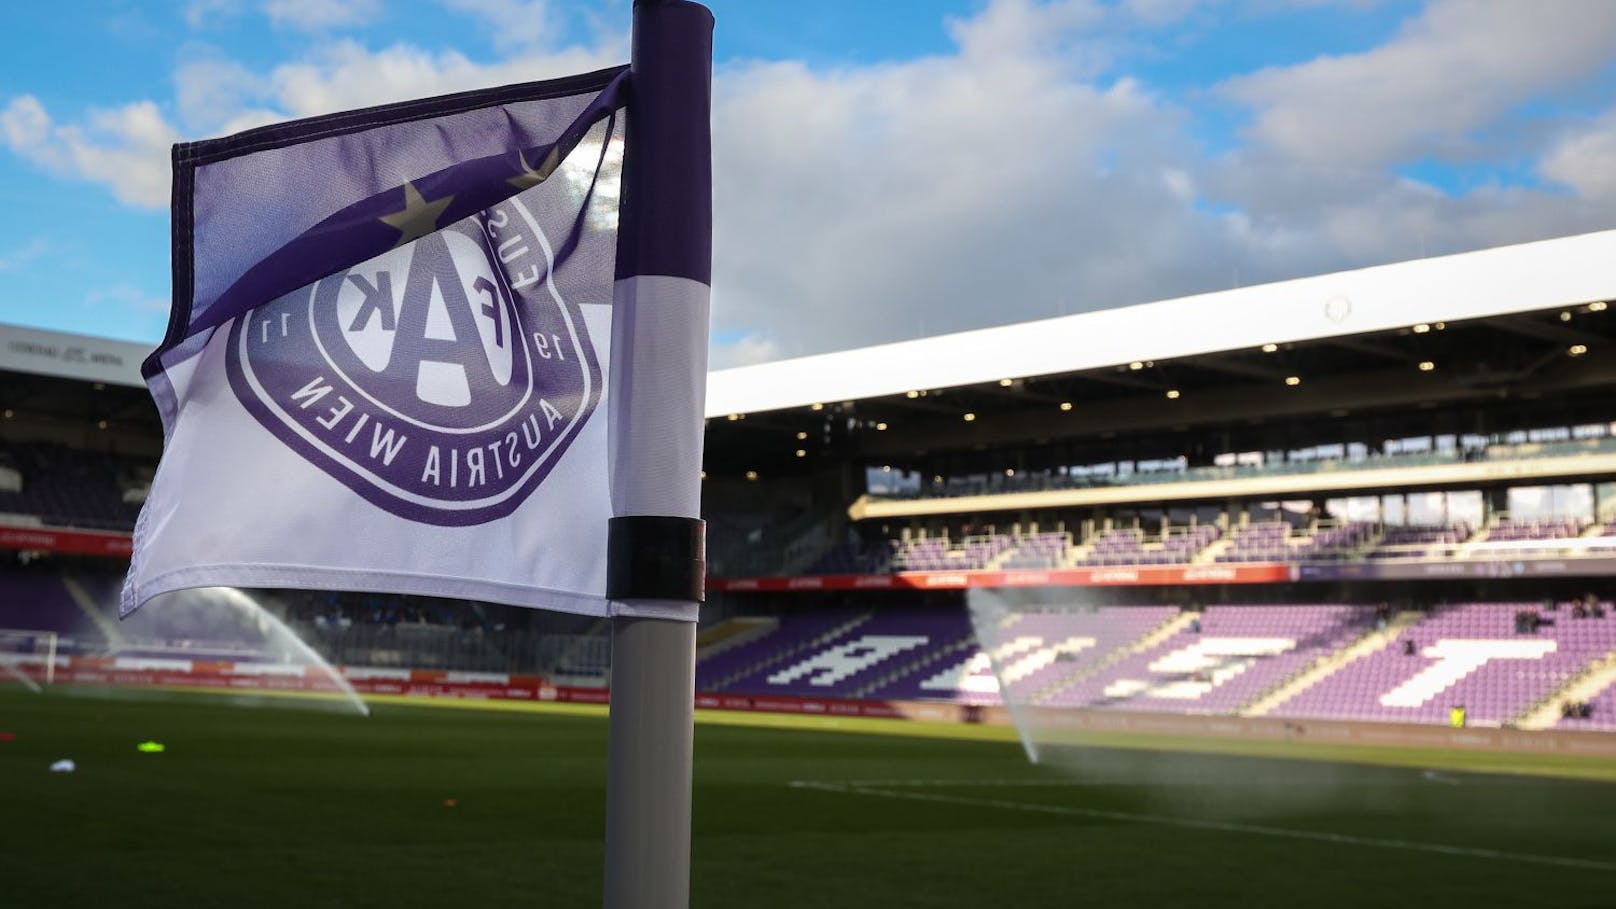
695,616 -> 779,659
1028,610 -> 1195,704
984,545 -> 1020,570
703,612 -> 870,691
1193,537 -> 1233,564
1242,611 -> 1423,717
1515,654 -> 1616,730
1453,523 -> 1497,558
1353,527 -> 1386,560
1061,541 -> 1083,568
1062,539 -> 1090,567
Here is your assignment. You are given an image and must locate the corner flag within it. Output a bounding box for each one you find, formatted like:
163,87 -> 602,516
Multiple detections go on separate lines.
122,4 -> 712,626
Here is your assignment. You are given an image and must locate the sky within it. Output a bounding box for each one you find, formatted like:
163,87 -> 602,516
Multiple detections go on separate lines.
3,0 -> 1616,368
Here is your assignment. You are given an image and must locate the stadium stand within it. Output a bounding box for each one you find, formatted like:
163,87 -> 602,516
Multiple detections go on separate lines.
710,610 -> 972,697
0,561 -> 103,649
1001,531 -> 1074,569
0,442 -> 147,531
803,541 -> 895,575
1040,605 -> 1376,714
687,602 -> 1616,729
1271,603 -> 1616,726
694,610 -> 867,692
783,511 -> 1616,574
890,535 -> 1012,571
1557,669 -> 1616,731
1073,526 -> 1219,567
8,233 -> 1616,742
1367,524 -> 1474,559
979,606 -> 1182,702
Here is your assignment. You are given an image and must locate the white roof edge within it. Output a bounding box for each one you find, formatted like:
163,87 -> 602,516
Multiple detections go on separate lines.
706,229 -> 1616,418
0,323 -> 150,388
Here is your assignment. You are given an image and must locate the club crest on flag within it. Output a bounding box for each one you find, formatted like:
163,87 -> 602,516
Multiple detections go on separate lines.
225,195 -> 602,526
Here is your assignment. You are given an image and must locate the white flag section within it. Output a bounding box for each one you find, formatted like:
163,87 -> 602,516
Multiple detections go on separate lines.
121,63 -> 706,623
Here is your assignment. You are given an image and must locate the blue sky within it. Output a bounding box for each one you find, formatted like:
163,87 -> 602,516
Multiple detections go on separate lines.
3,0 -> 1616,365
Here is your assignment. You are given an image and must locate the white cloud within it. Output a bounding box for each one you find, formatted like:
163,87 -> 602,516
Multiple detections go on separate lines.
947,0 -> 1105,65
710,333 -> 782,370
265,39 -> 621,118
707,5 -> 1220,353
0,32 -> 622,212
263,0 -> 380,31
186,0 -> 243,28
1117,0 -> 1201,26
89,285 -> 171,315
442,0 -> 559,51
1541,107 -> 1616,199
0,237 -> 48,272
703,0 -> 1616,357
4,0 -> 1616,362
1,96 -> 174,209
174,58 -> 268,132
1221,0 -> 1616,168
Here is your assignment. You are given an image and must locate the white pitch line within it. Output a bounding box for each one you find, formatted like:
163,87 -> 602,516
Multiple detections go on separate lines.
789,776 -> 1462,789
789,780 -> 1616,873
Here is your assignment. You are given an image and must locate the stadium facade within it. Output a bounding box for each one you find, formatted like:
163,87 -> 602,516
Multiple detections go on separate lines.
5,229 -> 1616,741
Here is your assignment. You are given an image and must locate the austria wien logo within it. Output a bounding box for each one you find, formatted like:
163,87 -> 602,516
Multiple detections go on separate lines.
227,194 -> 602,526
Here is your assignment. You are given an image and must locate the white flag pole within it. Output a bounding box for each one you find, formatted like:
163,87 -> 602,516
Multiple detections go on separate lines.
602,2 -> 713,908
604,617 -> 698,908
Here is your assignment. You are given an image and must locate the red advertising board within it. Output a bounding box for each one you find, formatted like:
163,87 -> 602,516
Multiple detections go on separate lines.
708,563 -> 1293,593
0,525 -> 133,558
38,658 -> 975,723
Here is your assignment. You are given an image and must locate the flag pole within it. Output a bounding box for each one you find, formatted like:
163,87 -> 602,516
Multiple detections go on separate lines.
604,617 -> 698,908
603,3 -> 713,909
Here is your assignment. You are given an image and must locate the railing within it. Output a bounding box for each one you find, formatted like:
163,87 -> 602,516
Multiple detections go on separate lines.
867,436 -> 1616,503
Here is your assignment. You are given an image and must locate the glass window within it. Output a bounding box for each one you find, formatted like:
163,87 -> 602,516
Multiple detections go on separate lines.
1407,492 -> 1446,525
1382,495 -> 1406,526
1327,496 -> 1380,522
1527,426 -> 1571,443
1448,491 -> 1485,529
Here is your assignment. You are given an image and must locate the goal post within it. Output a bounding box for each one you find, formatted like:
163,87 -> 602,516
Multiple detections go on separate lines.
0,628 -> 60,688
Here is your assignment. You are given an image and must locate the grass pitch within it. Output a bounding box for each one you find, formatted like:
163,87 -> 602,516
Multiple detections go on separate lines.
3,688 -> 1613,908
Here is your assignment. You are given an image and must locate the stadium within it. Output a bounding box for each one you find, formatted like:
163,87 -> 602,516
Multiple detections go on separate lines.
5,229 -> 1616,906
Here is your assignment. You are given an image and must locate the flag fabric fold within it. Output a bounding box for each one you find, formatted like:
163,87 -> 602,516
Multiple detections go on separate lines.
123,53 -> 709,623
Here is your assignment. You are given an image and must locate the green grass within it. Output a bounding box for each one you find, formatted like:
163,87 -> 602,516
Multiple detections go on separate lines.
3,688 -> 1614,908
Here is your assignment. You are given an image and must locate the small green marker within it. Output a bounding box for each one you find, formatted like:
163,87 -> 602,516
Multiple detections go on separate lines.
136,741 -> 165,754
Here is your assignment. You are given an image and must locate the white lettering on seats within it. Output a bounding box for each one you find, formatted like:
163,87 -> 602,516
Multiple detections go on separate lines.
1379,639 -> 1557,708
924,651 -> 1000,695
1000,636 -> 1096,684
767,635 -> 929,687
921,636 -> 1057,695
1104,637 -> 1295,700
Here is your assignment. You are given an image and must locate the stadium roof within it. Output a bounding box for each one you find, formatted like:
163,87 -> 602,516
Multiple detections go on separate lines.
705,229 -> 1616,419
0,324 -> 148,388
6,228 -> 1614,415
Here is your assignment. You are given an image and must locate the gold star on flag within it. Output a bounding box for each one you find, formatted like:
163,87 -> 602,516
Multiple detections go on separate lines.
509,147 -> 562,191
379,182 -> 454,247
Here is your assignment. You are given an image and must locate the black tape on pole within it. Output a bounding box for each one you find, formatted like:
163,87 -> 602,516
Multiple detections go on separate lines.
606,516 -> 706,602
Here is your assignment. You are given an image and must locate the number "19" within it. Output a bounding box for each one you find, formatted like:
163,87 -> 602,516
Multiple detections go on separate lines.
533,332 -> 568,360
